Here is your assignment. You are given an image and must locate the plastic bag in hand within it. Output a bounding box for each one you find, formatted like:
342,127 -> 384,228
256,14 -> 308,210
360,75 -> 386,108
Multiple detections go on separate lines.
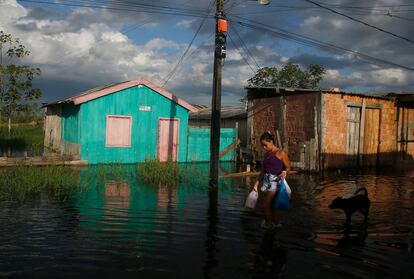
272,180 -> 290,210
245,190 -> 258,209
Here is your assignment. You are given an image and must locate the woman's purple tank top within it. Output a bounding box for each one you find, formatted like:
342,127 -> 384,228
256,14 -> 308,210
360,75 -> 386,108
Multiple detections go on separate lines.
263,152 -> 283,175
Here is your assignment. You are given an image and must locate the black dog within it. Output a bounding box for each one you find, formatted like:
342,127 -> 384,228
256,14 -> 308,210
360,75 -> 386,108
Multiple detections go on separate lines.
329,187 -> 370,226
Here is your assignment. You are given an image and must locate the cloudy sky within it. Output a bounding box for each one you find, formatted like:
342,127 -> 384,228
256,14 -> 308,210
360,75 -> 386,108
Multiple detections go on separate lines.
1,0 -> 413,105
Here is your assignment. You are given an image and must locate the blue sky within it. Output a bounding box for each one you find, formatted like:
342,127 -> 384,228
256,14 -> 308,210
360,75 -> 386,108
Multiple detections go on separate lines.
1,0 -> 413,105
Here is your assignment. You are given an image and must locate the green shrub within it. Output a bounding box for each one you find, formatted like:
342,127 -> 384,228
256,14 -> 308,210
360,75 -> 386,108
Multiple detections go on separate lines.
0,165 -> 80,202
138,159 -> 185,187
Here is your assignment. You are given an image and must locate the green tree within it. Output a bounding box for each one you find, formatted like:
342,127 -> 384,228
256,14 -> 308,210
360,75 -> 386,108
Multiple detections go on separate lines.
0,31 -> 41,135
247,62 -> 325,89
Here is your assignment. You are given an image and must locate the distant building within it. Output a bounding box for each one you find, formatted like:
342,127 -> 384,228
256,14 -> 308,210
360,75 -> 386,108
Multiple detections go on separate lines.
387,93 -> 414,164
246,87 -> 413,171
189,105 -> 247,147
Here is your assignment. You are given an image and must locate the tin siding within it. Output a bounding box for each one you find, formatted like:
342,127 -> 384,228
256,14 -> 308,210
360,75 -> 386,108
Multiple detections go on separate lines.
80,85 -> 189,164
61,103 -> 81,156
61,103 -> 81,144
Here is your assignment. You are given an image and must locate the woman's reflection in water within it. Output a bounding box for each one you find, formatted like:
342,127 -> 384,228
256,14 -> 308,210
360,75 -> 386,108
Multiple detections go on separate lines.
253,231 -> 288,279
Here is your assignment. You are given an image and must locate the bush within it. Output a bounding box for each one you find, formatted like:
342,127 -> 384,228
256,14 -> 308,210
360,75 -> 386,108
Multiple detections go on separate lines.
138,159 -> 185,187
0,165 -> 80,202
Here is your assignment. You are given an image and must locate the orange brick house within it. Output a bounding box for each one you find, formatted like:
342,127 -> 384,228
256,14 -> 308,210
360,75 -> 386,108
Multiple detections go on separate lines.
246,87 -> 413,171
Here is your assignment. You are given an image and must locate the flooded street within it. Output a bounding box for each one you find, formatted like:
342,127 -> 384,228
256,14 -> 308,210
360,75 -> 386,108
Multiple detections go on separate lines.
0,164 -> 413,278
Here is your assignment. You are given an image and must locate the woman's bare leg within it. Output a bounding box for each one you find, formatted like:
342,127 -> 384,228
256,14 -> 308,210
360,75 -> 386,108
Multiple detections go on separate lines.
261,191 -> 276,225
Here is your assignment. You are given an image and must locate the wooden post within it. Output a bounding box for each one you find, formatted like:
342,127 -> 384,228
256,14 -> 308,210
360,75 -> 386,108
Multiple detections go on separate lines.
209,0 -> 225,186
358,100 -> 366,166
276,129 -> 282,149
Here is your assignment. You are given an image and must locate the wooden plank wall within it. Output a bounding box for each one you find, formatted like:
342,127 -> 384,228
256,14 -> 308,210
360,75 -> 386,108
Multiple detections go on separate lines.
43,105 -> 62,155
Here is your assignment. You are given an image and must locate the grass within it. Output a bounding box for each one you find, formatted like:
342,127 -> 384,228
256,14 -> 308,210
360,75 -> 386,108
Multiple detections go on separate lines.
0,165 -> 80,202
0,161 -> 210,202
138,159 -> 185,187
0,124 -> 44,156
137,159 -> 209,187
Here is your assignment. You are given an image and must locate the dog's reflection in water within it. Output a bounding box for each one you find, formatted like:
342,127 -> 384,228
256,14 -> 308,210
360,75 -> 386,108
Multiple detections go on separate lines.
337,226 -> 368,248
253,231 -> 287,279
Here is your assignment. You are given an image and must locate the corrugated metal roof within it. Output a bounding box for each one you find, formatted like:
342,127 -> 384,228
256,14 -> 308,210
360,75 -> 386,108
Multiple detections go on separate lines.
44,78 -> 198,112
191,104 -> 209,110
386,93 -> 414,103
245,86 -> 393,100
190,105 -> 247,120
45,82 -> 126,106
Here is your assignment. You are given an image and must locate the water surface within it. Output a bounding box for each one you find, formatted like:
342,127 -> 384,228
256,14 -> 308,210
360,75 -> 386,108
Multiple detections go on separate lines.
0,164 -> 413,278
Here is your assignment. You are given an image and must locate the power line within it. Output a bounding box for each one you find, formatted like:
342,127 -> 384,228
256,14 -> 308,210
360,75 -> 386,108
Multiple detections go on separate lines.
18,0 -> 212,18
228,22 -> 260,69
232,16 -> 414,71
224,0 -> 248,12
162,0 -> 215,87
386,12 -> 414,23
226,30 -> 257,74
158,33 -> 215,82
304,0 -> 414,44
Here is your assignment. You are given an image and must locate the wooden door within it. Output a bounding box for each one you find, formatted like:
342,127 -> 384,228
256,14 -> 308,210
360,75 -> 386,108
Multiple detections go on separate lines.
362,108 -> 380,166
345,106 -> 361,166
157,119 -> 179,162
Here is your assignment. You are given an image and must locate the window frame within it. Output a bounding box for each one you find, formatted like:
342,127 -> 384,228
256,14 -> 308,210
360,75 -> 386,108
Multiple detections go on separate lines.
105,115 -> 132,148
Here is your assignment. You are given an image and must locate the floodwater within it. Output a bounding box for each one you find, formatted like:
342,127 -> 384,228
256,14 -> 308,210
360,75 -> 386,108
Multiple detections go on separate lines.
0,163 -> 413,278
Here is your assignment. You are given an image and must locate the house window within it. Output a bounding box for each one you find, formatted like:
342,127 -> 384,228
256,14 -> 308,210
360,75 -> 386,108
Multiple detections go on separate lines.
106,115 -> 132,147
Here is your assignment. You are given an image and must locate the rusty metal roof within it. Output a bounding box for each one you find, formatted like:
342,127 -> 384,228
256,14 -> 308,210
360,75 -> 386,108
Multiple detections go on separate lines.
245,86 -> 394,100
190,105 -> 247,120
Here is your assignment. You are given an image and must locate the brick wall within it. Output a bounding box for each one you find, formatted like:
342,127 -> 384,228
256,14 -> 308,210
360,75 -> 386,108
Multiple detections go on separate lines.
248,89 -> 403,170
321,93 -> 397,168
249,92 -> 318,165
285,93 -> 317,162
250,96 -> 281,157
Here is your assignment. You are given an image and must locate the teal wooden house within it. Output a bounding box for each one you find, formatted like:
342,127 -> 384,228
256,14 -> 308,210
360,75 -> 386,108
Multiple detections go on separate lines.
44,78 -> 198,164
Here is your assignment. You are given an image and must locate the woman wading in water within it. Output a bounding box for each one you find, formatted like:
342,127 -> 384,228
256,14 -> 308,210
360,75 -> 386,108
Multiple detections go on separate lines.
255,131 -> 291,229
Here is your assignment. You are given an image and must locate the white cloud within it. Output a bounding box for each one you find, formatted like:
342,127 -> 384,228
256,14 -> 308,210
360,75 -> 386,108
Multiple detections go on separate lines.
1,0 -> 413,105
331,19 -> 345,29
0,0 -> 26,25
144,38 -> 179,50
176,19 -> 195,29
101,31 -> 128,43
303,16 -> 321,26
370,69 -> 408,85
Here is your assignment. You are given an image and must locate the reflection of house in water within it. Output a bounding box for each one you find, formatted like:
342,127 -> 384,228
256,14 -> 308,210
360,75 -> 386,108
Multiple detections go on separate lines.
157,184 -> 178,209
246,87 -> 414,170
105,181 -> 131,209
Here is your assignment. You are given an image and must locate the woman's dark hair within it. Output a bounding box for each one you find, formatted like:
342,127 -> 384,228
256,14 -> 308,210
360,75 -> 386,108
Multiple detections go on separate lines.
260,131 -> 275,143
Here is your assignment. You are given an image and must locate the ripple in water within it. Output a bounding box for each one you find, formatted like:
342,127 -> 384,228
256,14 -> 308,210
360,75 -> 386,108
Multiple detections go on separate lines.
0,165 -> 413,278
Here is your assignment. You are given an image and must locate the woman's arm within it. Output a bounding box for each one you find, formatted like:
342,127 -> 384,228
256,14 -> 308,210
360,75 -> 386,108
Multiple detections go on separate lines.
279,151 -> 291,180
282,151 -> 291,174
252,161 -> 265,191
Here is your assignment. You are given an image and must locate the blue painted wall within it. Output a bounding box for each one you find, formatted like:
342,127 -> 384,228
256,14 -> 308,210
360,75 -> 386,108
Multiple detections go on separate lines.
187,128 -> 238,162
75,85 -> 189,164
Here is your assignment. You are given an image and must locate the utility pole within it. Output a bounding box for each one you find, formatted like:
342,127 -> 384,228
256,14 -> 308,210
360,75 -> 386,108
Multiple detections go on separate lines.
208,1 -> 270,185
209,0 -> 227,186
